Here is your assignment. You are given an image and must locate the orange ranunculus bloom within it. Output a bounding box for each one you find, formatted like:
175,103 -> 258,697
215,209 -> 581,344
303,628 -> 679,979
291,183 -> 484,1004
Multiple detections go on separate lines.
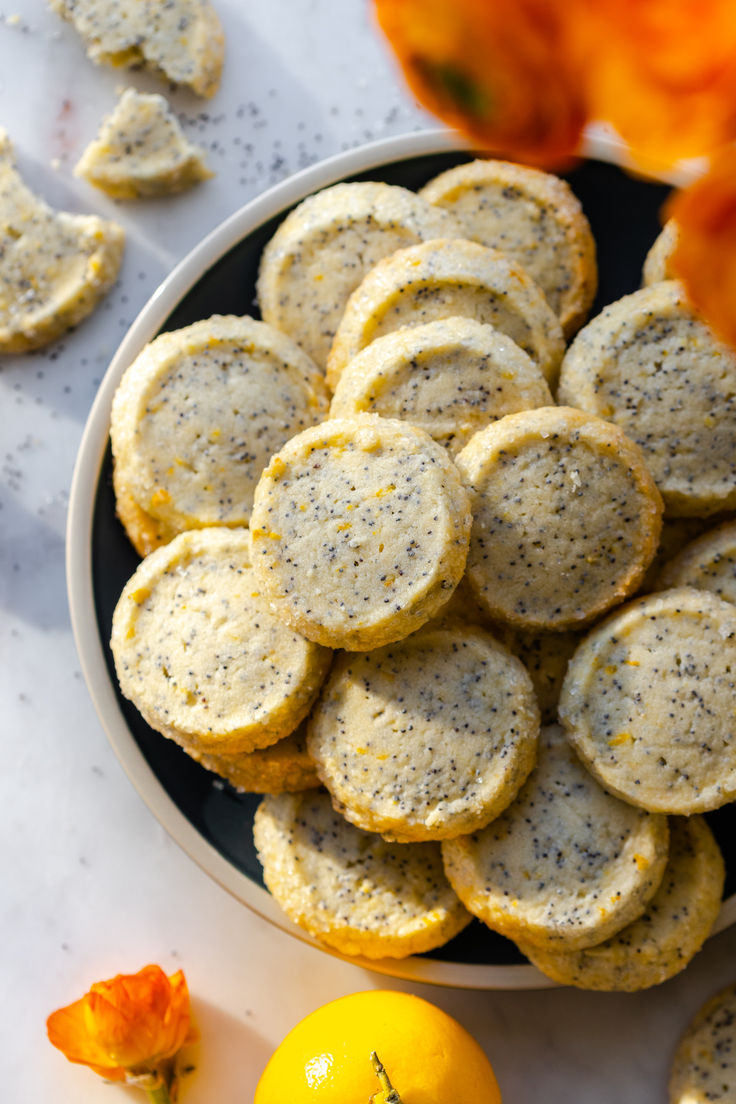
666,145 -> 736,350
46,965 -> 196,1082
374,0 -> 590,167
376,0 -> 736,172
583,0 -> 736,170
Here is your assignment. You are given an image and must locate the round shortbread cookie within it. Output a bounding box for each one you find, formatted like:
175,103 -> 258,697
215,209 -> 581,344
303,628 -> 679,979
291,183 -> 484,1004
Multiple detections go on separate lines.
637,516 -> 715,596
441,724 -> 670,951
657,520 -> 736,606
249,414 -> 472,651
256,181 -> 461,368
455,406 -> 663,631
518,815 -> 724,991
110,528 -> 332,757
190,723 -> 319,794
253,789 -> 471,959
0,129 -> 125,353
642,219 -> 679,286
559,587 -> 736,814
112,462 -> 178,558
329,317 -> 553,455
326,238 -> 566,391
420,159 -> 597,337
493,624 -> 581,725
558,281 -> 736,517
669,982 -> 736,1103
307,623 -> 540,842
110,314 -> 329,550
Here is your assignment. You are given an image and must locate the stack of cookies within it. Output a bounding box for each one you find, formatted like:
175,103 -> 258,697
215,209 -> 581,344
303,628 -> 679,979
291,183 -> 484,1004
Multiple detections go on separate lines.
109,159 -> 735,986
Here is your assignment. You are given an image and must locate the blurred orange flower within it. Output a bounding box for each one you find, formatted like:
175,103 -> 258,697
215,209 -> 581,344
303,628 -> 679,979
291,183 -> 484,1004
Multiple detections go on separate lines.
667,145 -> 736,349
584,0 -> 736,170
47,965 -> 195,1099
374,0 -> 589,167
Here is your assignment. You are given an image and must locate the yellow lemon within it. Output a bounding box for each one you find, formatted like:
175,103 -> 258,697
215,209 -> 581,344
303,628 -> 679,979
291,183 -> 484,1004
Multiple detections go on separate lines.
254,989 -> 502,1104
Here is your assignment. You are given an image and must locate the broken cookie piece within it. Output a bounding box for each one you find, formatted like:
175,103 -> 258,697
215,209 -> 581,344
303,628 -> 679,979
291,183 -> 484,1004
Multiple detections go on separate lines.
76,88 -> 213,199
0,129 -> 124,353
48,0 -> 225,97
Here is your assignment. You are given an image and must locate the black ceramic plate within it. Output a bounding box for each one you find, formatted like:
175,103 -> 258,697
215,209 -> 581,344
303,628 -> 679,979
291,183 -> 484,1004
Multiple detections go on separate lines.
67,130 -> 736,989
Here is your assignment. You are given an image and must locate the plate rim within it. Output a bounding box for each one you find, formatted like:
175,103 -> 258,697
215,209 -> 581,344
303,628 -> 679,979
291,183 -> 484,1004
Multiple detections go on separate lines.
66,126 -> 734,991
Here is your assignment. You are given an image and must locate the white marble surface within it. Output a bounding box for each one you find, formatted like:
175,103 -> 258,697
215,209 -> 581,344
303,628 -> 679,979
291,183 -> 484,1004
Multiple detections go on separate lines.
2,2 -> 736,1101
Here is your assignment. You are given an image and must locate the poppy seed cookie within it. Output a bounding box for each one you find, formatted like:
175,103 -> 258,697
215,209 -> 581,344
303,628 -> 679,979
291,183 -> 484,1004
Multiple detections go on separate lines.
455,406 -> 663,631
249,415 -> 472,651
110,528 -> 332,757
48,0 -> 225,97
558,281 -> 736,516
642,219 -> 679,286
326,238 -> 565,391
441,725 -> 669,951
420,158 -> 597,337
518,815 -> 724,991
75,88 -> 212,199
329,317 -> 553,455
559,587 -> 736,814
0,129 -> 124,353
253,789 -> 471,959
657,520 -> 736,605
190,722 -> 320,794
669,982 -> 736,1103
307,624 -> 539,842
493,625 -> 581,724
110,314 -> 329,554
256,182 -> 461,369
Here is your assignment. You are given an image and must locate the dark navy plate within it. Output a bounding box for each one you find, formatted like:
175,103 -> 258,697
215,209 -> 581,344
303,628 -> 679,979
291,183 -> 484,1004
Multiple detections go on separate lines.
67,130 -> 735,988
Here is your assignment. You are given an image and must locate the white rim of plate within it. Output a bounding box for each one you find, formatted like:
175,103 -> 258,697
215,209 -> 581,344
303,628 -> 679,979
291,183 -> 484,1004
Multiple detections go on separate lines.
66,126 -> 734,991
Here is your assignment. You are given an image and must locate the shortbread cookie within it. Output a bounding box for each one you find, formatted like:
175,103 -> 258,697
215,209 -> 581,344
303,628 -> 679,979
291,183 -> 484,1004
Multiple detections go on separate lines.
254,789 -> 471,958
110,314 -> 329,552
455,406 -> 663,630
493,625 -> 581,724
420,159 -> 597,337
326,238 -> 566,390
307,624 -> 539,842
442,725 -> 669,951
110,528 -> 331,757
0,129 -> 124,353
518,815 -> 724,991
642,220 -> 679,286
111,468 -> 179,558
637,516 -> 714,595
329,317 -> 553,455
559,587 -> 736,814
191,723 -> 319,794
669,982 -> 736,1103
257,182 -> 460,368
76,89 -> 212,199
48,0 -> 225,97
558,281 -> 736,516
250,415 -> 472,650
657,520 -> 736,605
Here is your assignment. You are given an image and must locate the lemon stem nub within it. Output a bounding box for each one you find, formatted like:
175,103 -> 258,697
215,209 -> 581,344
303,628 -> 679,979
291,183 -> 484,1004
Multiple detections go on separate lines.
370,1051 -> 403,1103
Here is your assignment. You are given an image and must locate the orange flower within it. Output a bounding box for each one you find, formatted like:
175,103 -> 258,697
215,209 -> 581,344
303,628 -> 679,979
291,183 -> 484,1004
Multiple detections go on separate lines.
374,0 -> 589,167
583,0 -> 736,170
376,0 -> 736,171
47,965 -> 195,1092
666,145 -> 736,349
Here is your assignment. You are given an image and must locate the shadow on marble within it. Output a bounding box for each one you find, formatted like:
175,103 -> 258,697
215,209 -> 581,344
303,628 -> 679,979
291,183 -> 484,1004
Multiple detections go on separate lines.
183,995 -> 274,1100
0,490 -> 68,630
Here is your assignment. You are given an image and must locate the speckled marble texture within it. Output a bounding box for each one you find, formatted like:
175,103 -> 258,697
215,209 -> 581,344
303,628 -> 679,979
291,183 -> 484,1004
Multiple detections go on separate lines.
2,2 -> 736,1102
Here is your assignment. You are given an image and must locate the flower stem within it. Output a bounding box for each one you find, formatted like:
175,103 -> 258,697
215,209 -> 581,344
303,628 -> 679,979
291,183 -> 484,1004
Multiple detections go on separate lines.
145,1086 -> 172,1104
370,1051 -> 402,1103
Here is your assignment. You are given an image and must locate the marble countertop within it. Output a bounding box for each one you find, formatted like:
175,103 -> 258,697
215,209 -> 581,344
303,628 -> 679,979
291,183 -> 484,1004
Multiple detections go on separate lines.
3,2 -> 735,1100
